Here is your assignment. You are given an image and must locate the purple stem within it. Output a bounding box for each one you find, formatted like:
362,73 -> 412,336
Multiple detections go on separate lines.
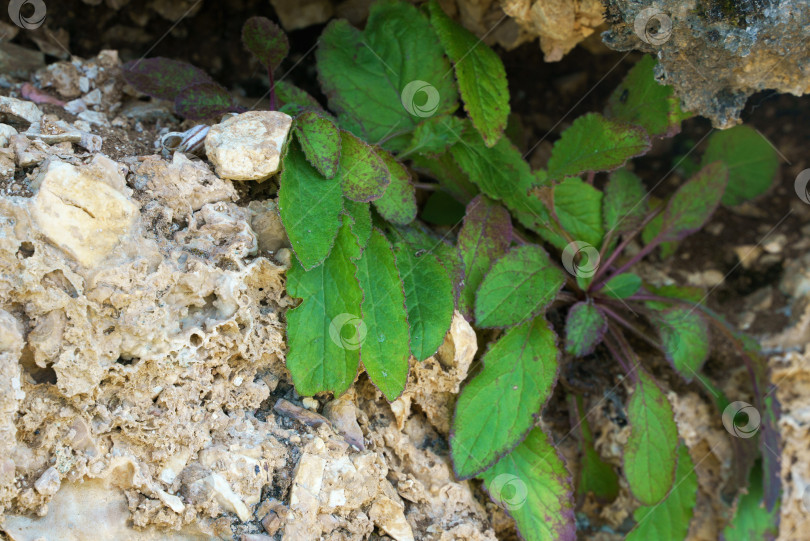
598,304 -> 661,351
268,67 -> 277,111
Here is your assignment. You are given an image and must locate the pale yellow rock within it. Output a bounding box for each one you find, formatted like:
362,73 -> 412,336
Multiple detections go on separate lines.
205,111 -> 292,181
269,0 -> 333,30
30,156 -> 138,268
33,467 -> 61,497
370,495 -> 415,541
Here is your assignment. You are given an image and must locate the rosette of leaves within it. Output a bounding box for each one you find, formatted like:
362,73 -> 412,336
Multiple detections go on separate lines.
122,3 -> 783,538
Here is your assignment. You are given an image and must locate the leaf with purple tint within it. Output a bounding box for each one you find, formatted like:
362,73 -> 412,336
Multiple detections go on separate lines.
122,57 -> 213,101
174,83 -> 240,120
451,317 -> 560,478
295,110 -> 341,179
651,307 -> 709,381
456,195 -> 512,319
760,393 -> 781,511
478,427 -> 576,541
657,161 -> 728,243
564,301 -> 607,357
373,149 -> 417,225
546,113 -> 651,181
277,80 -> 327,116
474,245 -> 565,328
242,16 -> 289,71
339,130 -> 391,202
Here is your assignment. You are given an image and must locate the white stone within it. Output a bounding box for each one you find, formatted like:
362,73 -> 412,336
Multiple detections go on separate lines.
0,123 -> 17,147
203,473 -> 250,521
204,111 -> 292,181
34,466 -> 61,496
0,96 -> 42,124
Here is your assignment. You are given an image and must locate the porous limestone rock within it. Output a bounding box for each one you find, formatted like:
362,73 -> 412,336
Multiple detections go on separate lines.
602,0 -> 810,128
0,140 -> 497,539
204,111 -> 292,181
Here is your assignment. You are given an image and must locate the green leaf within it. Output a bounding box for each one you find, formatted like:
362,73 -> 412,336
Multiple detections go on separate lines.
652,307 -> 710,381
658,161 -> 728,243
624,370 -> 679,505
338,130 -> 390,202
564,301 -> 607,357
294,111 -> 340,178
404,115 -> 465,157
393,241 -> 454,361
449,127 -> 562,247
546,113 -> 651,181
474,245 -> 565,328
411,152 -> 479,202
603,168 -> 648,236
606,55 -> 691,139
294,111 -> 341,179
279,140 -> 344,269
701,125 -> 779,206
316,0 -> 458,151
277,80 -> 326,116
553,177 -> 604,247
602,273 -> 642,299
478,427 -> 575,541
342,200 -> 372,249
372,149 -> 417,225
451,318 -> 559,478
721,462 -> 779,541
571,394 -> 619,502
355,230 -> 411,401
456,195 -> 512,319
121,57 -> 213,101
428,0 -> 509,147
174,83 -> 239,120
242,16 -> 289,70
286,216 -> 362,396
626,444 -> 698,541
386,222 -> 463,296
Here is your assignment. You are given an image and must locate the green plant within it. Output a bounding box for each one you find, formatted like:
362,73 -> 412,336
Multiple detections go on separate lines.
124,3 -> 783,538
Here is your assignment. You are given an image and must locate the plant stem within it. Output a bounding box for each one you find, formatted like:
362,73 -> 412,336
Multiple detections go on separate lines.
268,67 -> 277,111
602,328 -> 634,380
412,183 -> 437,191
590,209 -> 662,287
599,303 -> 661,351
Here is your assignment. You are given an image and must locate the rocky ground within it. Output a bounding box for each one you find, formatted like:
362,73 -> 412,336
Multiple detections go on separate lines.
0,1 -> 809,541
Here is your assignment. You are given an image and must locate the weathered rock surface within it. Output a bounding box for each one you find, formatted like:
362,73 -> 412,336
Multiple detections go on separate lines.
0,122 -> 495,539
602,0 -> 810,128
